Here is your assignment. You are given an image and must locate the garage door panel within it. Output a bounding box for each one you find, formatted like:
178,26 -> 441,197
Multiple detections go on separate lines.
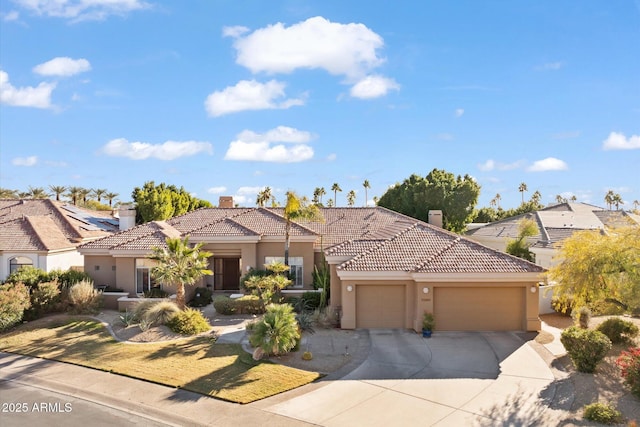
434,287 -> 524,331
356,285 -> 405,328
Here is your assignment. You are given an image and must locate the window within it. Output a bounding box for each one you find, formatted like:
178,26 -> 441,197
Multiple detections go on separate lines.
9,256 -> 33,274
264,257 -> 303,288
135,259 -> 158,294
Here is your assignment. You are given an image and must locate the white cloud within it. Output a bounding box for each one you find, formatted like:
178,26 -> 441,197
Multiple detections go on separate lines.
12,156 -> 38,166
207,186 -> 227,194
477,159 -> 524,172
454,108 -> 464,118
350,75 -> 399,99
222,25 -> 249,38
204,79 -> 305,117
602,132 -> 640,150
0,70 -> 56,108
229,16 -> 386,80
3,10 -> 19,21
224,126 -> 314,163
527,157 -> 568,172
13,0 -> 150,22
33,57 -> 91,77
101,138 -> 213,160
478,159 -> 495,172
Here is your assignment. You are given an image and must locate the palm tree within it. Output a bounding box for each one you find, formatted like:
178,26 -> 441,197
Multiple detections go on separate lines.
531,190 -> 542,204
331,183 -> 342,206
518,182 -> 528,205
78,188 -> 91,206
494,193 -> 502,209
149,236 -> 213,309
489,197 -> 497,208
372,196 -> 379,205
555,195 -> 566,204
27,186 -> 49,199
318,187 -> 326,204
0,188 -> 18,199
256,187 -> 272,207
326,198 -> 334,207
347,190 -> 356,207
604,190 -> 616,210
570,195 -> 577,202
612,193 -> 623,210
105,192 -> 119,207
66,186 -> 82,205
49,185 -> 67,201
283,191 -> 323,267
93,188 -> 107,203
362,180 -> 370,207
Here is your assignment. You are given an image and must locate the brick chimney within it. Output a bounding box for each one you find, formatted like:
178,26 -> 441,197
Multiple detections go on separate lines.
118,204 -> 136,231
218,196 -> 234,208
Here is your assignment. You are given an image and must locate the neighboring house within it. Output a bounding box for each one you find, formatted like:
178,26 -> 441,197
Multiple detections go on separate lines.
0,199 -> 119,281
465,202 -> 640,268
79,204 -> 544,332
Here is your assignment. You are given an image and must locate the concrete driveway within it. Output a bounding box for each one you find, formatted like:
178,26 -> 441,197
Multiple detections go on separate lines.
263,330 -> 562,426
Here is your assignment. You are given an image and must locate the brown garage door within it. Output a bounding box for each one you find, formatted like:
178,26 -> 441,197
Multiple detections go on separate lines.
434,287 -> 524,331
356,285 -> 405,328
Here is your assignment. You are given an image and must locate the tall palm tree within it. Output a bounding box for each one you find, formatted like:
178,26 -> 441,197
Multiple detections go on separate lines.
312,187 -> 323,205
318,187 -> 326,204
362,179 -> 370,207
604,190 -> 616,210
149,236 -> 213,309
27,186 -> 49,199
347,190 -> 356,207
93,188 -> 107,203
49,185 -> 67,201
331,183 -> 342,206
283,191 -> 323,267
105,192 -> 119,207
612,193 -> 623,210
518,182 -> 528,204
256,187 -> 272,207
66,186 -> 82,205
494,193 -> 502,209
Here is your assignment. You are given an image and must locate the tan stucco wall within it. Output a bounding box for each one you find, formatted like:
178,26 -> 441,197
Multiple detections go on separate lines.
115,258 -> 135,294
329,264 -> 342,309
256,241 -> 315,287
85,255 -> 117,289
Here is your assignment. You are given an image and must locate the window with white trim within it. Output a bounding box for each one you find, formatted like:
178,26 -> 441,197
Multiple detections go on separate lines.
264,257 -> 303,288
135,259 -> 158,294
9,256 -> 33,274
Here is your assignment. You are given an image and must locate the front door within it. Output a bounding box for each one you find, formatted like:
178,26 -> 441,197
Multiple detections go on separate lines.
221,258 -> 240,290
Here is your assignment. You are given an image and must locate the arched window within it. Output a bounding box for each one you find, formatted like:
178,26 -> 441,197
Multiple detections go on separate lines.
9,256 -> 33,274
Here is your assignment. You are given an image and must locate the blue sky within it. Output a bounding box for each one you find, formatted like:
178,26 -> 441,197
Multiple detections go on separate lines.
1,1 -> 638,210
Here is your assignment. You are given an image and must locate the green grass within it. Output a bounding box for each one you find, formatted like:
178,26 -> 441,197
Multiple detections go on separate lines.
0,318 -> 321,404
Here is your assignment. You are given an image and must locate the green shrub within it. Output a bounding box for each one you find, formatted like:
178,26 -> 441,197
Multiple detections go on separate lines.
296,311 -> 315,334
249,303 -> 300,356
189,287 -> 213,307
560,326 -> 612,373
167,308 -> 211,335
142,300 -> 180,326
0,283 -> 31,331
53,269 -> 93,289
213,295 -> 237,315
551,296 -> 574,315
143,287 -> 169,298
235,295 -> 265,314
616,347 -> 640,398
3,266 -> 49,288
24,281 -> 61,320
574,306 -> 592,329
582,402 -> 622,425
597,318 -> 639,344
67,280 -> 102,314
132,299 -> 161,321
301,291 -> 322,311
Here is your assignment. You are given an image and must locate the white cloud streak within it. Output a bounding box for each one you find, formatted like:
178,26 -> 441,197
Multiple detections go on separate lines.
602,132 -> 640,150
527,157 -> 568,172
101,138 -> 213,160
13,0 -> 150,22
12,156 -> 38,166
207,186 -> 227,194
224,126 -> 314,163
0,70 -> 55,108
477,159 -> 524,172
33,57 -> 91,77
350,75 -> 399,99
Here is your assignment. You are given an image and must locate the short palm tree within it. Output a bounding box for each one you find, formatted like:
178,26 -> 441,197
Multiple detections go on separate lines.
362,179 -> 370,206
27,186 -> 49,199
331,183 -> 342,206
93,188 -> 107,203
0,188 -> 18,198
494,193 -> 502,209
283,192 -> 323,267
49,185 -> 67,201
256,187 -> 272,207
604,190 -> 615,210
105,192 -> 119,207
149,236 -> 213,309
347,190 -> 356,207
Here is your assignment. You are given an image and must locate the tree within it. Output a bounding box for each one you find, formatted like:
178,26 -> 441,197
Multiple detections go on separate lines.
66,186 -> 82,205
556,195 -> 567,204
347,190 -> 356,207
548,226 -> 640,313
93,188 -> 107,203
331,183 -> 342,206
505,218 -> 537,262
518,182 -> 528,205
132,181 -> 212,224
531,190 -> 542,205
633,200 -> 640,213
377,169 -> 481,232
0,188 -> 18,198
326,198 -> 334,207
312,187 -> 322,205
612,193 -> 623,210
605,190 -> 616,210
362,180 -> 370,206
494,193 -> 502,209
283,192 -> 323,267
49,185 -> 66,201
256,187 -> 272,207
78,187 -> 91,205
105,192 -> 119,207
27,186 -> 49,199
149,236 -> 213,309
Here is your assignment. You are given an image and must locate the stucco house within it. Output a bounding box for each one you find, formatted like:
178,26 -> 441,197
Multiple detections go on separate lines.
78,204 -> 544,332
0,199 -> 119,281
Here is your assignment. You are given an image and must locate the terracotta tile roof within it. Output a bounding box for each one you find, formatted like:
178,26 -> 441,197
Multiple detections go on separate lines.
0,199 -> 117,252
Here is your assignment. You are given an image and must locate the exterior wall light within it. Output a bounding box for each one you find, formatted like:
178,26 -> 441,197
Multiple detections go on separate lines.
530,285 -> 537,293
422,287 -> 429,294
346,285 -> 353,292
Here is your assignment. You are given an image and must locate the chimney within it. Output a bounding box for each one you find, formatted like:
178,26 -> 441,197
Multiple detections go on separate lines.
428,210 -> 443,228
118,204 -> 136,231
219,196 -> 234,208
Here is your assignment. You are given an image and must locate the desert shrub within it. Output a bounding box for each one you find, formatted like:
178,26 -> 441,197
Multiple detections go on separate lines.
301,291 -> 322,311
560,326 -> 612,373
213,295 -> 237,315
119,309 -> 135,327
167,308 -> 211,335
583,402 -> 622,424
616,347 -> 640,398
551,296 -> 574,315
249,303 -> 300,356
312,306 -> 341,329
0,282 -> 31,331
312,263 -> 330,308
132,299 -> 161,321
3,266 -> 49,288
597,318 -> 639,344
574,306 -> 591,329
144,287 -> 169,298
235,295 -> 265,314
142,300 -> 180,326
189,287 -> 213,307
24,281 -> 61,320
589,300 -> 626,316
67,280 -> 102,314
295,311 -> 315,334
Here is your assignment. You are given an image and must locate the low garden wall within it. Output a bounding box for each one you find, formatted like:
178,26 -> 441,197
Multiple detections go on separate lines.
101,292 -> 129,310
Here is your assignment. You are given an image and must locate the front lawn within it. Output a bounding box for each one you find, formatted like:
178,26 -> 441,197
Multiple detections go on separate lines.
0,317 -> 320,404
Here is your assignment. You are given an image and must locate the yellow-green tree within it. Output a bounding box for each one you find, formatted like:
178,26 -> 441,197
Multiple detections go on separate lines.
505,218 -> 538,262
548,227 -> 640,313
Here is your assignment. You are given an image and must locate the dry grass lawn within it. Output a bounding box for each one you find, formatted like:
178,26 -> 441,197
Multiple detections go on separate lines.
0,317 -> 320,404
